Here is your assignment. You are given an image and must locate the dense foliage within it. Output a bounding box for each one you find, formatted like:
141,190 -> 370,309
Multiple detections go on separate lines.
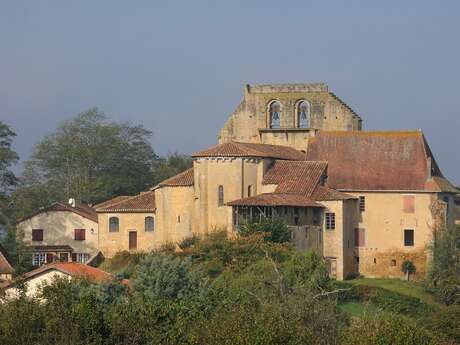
426,225 -> 460,305
0,232 -> 456,345
239,217 -> 291,243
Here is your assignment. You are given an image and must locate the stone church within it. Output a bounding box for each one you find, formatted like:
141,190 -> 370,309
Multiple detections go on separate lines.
96,83 -> 457,280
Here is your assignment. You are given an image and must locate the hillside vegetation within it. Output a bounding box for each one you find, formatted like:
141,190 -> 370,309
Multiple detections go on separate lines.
1,228 -> 458,345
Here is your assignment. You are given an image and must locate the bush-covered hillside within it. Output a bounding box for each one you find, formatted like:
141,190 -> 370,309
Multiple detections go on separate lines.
0,230 -> 458,345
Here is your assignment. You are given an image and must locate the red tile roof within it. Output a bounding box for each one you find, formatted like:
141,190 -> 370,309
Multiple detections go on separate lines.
18,202 -> 98,223
263,161 -> 327,196
93,196 -> 131,209
306,131 -> 457,192
226,193 -> 324,207
312,186 -> 356,201
96,191 -> 155,212
153,168 -> 194,189
192,141 -> 305,160
16,263 -> 112,283
0,245 -> 13,275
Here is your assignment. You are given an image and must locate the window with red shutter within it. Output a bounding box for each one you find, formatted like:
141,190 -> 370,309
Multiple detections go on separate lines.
74,229 -> 86,241
403,195 -> 415,213
32,229 -> 44,241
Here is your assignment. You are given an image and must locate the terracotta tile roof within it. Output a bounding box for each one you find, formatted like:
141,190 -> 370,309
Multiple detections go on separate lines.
226,193 -> 325,208
152,168 -> 194,189
93,196 -> 131,209
0,245 -> 13,275
312,186 -> 356,201
192,141 -> 305,160
306,131 -> 457,192
18,202 -> 98,223
20,262 -> 113,283
263,161 -> 327,196
96,191 -> 155,212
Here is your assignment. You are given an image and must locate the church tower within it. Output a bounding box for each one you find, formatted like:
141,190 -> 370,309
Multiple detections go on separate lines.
219,83 -> 362,151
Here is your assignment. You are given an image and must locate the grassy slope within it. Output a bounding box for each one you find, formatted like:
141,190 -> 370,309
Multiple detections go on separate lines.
349,278 -> 443,308
338,278 -> 443,317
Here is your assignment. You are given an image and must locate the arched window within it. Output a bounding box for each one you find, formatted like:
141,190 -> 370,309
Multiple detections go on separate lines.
218,185 -> 224,207
269,101 -> 282,128
297,101 -> 310,128
145,216 -> 155,232
109,217 -> 119,232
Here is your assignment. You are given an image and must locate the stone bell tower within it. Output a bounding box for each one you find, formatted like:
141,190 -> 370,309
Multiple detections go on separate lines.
218,83 -> 362,151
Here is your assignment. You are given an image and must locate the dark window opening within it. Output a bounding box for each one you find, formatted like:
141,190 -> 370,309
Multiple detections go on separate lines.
325,213 -> 335,230
359,196 -> 365,212
404,229 -> 414,246
391,259 -> 397,267
218,185 -> 224,207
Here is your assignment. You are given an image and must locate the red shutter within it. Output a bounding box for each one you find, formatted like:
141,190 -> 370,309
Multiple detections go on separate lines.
32,229 -> 44,241
71,253 -> 77,262
74,229 -> 86,241
403,196 -> 415,213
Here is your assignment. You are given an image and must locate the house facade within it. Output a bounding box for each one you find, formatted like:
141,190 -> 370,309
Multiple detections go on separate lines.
0,244 -> 13,281
96,191 -> 156,257
17,200 -> 99,266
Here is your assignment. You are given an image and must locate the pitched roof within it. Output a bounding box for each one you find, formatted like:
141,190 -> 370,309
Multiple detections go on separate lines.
226,193 -> 324,208
263,161 -> 327,196
93,196 -> 131,209
96,191 -> 155,213
192,141 -> 305,160
20,262 -> 113,283
153,168 -> 194,189
18,202 -> 98,223
306,131 -> 457,192
312,186 -> 356,201
0,244 -> 13,275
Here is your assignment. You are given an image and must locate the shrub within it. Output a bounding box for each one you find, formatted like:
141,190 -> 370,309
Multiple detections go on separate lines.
133,253 -> 206,300
239,217 -> 291,243
424,305 -> 460,344
341,312 -> 439,345
178,234 -> 199,250
283,251 -> 330,292
402,260 -> 416,280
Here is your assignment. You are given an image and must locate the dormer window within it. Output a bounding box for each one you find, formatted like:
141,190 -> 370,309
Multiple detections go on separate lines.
269,101 -> 282,128
297,101 -> 310,128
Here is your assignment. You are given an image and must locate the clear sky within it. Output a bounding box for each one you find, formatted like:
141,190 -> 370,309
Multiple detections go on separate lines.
1,1 -> 459,184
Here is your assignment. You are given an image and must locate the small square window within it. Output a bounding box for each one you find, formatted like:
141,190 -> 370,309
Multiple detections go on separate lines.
325,213 -> 335,230
404,229 -> 414,246
391,259 -> 397,267
359,196 -> 365,212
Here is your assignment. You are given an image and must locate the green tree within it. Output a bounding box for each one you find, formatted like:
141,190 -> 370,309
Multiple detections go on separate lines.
15,108 -> 158,210
426,225 -> 460,305
0,121 -> 19,225
239,217 -> 291,243
151,152 -> 192,185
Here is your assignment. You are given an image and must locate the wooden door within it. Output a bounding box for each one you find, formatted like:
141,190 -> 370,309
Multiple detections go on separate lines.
129,231 -> 137,250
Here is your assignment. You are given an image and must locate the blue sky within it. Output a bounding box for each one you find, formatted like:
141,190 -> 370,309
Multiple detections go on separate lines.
1,1 -> 459,184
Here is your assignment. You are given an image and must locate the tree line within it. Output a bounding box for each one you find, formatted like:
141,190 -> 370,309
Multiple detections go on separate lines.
0,108 -> 192,266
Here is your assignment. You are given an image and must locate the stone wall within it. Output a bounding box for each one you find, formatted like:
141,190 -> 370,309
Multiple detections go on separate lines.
97,211 -> 156,257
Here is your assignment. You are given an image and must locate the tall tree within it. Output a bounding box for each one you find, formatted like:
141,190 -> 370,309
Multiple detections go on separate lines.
0,121 -> 19,226
15,108 -> 157,210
